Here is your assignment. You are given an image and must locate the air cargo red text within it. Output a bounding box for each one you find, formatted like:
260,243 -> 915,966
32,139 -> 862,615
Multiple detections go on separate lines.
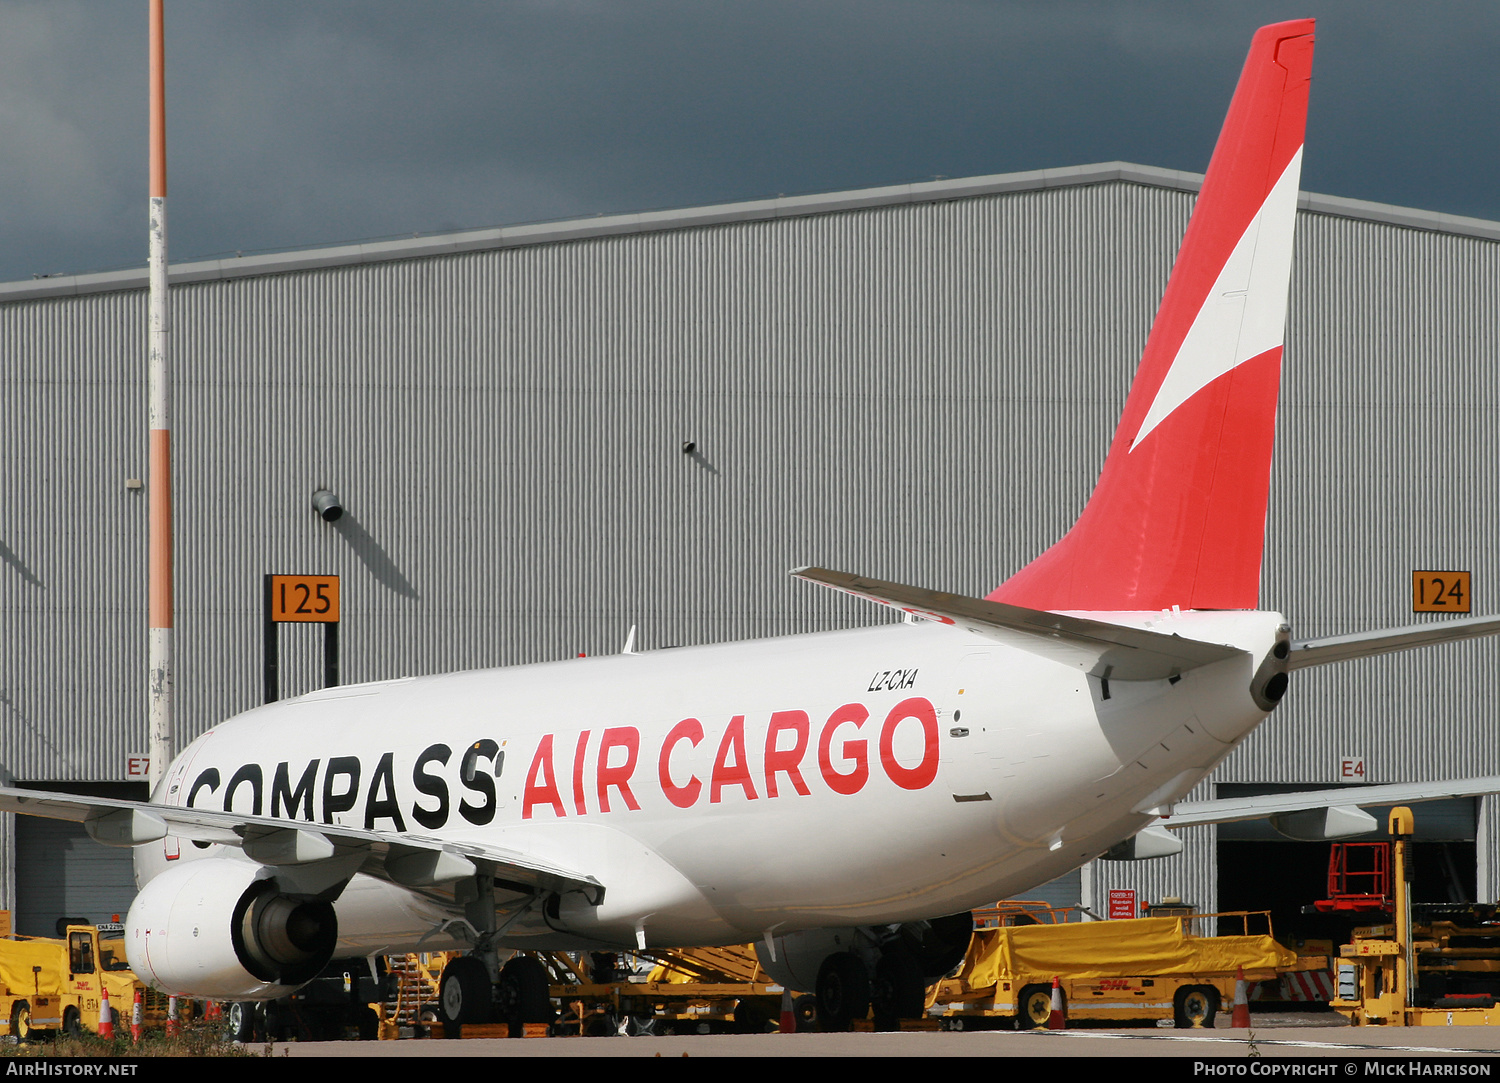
522,696 -> 940,819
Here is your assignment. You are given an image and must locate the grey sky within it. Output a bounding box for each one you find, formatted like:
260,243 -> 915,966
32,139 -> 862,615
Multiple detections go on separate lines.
3,2 -> 1498,283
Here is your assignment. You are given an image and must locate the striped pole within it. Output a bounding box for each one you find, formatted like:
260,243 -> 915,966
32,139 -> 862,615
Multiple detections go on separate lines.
147,0 -> 174,794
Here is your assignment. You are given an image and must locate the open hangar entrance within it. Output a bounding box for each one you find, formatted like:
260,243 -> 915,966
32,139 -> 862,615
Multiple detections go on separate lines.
12,782 -> 144,938
1216,785 -> 1478,950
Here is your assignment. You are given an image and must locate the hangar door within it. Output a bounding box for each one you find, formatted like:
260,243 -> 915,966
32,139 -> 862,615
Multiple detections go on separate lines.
15,818 -> 137,937
1217,785 -> 1477,946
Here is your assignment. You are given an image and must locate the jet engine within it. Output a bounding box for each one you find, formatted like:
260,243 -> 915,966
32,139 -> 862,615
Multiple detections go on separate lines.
125,858 -> 338,1000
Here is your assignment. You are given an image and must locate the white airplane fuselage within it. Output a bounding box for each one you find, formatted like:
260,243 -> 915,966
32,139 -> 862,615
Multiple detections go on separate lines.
136,609 -> 1283,958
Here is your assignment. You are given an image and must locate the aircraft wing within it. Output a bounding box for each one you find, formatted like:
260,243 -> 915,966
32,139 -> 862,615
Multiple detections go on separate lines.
1288,614 -> 1500,669
1150,776 -> 1500,840
792,566 -> 1244,680
0,786 -> 603,902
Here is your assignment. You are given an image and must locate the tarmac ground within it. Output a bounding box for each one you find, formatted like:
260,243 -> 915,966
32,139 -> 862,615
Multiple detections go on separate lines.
267,1013 -> 1500,1058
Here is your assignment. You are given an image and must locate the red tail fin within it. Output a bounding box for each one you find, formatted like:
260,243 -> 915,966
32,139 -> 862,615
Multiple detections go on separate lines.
990,20 -> 1314,613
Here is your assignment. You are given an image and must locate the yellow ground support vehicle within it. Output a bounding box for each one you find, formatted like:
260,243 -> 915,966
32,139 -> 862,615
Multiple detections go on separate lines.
391,947 -> 784,1038
540,947 -> 782,1036
1332,807 -> 1500,1026
932,906 -> 1319,1029
0,919 -> 160,1039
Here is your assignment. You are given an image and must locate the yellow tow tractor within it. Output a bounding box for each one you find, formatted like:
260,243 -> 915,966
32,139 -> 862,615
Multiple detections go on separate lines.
0,916 -> 164,1039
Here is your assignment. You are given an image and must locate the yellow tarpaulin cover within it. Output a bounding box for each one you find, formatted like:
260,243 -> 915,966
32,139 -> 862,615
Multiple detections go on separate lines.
963,918 -> 1296,988
0,938 -> 67,998
646,962 -> 695,984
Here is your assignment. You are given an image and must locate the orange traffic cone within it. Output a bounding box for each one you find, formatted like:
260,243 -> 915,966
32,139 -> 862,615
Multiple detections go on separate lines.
1231,966 -> 1251,1028
130,990 -> 143,1043
1046,976 -> 1066,1029
779,989 -> 795,1033
166,995 -> 180,1037
98,987 -> 114,1039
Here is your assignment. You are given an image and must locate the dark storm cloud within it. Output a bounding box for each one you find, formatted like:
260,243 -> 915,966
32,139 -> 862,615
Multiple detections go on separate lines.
3,1 -> 1499,283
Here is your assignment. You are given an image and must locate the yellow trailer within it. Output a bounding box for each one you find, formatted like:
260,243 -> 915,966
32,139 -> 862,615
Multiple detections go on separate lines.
931,908 -> 1315,1029
543,946 -> 783,1036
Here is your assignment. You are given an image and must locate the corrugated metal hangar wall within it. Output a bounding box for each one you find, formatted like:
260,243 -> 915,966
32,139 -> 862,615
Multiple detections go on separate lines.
4,164 -> 1499,935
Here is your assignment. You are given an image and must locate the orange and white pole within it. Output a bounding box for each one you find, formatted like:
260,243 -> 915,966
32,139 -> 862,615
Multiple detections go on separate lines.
147,0 -> 174,794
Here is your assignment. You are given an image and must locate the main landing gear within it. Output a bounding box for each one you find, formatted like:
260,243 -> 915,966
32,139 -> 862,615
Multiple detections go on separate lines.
812,912 -> 973,1031
437,953 -> 555,1037
435,873 -> 556,1037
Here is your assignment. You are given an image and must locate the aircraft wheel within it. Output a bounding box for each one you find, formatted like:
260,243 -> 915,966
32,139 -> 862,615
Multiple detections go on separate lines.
496,955 -> 554,1030
225,1001 -> 263,1042
263,1001 -> 291,1042
356,1005 -> 379,1041
1174,985 -> 1218,1029
793,994 -> 818,1031
872,946 -> 926,1030
815,951 -> 870,1031
1017,984 -> 1054,1029
438,956 -> 493,1036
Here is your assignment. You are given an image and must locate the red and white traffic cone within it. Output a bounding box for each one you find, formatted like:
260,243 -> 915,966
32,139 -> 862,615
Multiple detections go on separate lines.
166,995 -> 180,1038
1231,966 -> 1251,1028
131,990 -> 143,1043
779,989 -> 795,1033
98,987 -> 114,1039
1047,976 -> 1066,1030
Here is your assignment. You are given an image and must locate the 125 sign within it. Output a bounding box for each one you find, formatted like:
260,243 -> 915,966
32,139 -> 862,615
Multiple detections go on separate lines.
270,574 -> 340,623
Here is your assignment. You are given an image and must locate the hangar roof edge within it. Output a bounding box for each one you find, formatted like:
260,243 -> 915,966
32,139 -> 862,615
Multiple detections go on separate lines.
4,161 -> 1499,303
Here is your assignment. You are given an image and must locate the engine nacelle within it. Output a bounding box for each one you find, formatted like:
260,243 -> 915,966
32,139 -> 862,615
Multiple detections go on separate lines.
126,858 -> 338,1000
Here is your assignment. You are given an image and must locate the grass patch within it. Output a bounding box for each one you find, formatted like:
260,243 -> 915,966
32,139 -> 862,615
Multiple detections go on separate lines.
2,1025 -> 272,1057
